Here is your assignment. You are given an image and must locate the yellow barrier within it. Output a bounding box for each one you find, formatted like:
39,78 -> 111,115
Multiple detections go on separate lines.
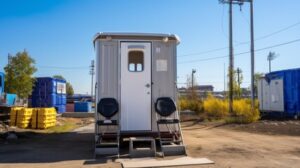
31,107 -> 57,129
10,108 -> 33,128
10,107 -> 57,129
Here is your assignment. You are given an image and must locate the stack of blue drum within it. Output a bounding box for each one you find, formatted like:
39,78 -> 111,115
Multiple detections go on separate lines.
31,77 -> 66,113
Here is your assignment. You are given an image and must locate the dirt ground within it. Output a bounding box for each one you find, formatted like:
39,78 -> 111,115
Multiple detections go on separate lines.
0,118 -> 300,168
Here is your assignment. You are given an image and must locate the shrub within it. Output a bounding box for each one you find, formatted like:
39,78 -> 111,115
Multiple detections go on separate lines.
180,95 -> 260,124
178,97 -> 203,115
229,99 -> 260,123
203,95 -> 228,119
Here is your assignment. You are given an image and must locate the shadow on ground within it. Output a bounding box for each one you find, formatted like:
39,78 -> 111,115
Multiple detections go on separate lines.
0,131 -> 95,163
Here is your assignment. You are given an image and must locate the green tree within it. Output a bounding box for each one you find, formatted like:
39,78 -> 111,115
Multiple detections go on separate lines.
53,75 -> 74,96
4,50 -> 37,98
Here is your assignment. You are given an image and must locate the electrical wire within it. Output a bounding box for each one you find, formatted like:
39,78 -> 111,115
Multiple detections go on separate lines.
38,66 -> 89,70
178,38 -> 300,64
178,20 -> 300,57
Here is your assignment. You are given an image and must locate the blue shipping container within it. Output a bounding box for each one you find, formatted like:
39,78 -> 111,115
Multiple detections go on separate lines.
31,77 -> 67,112
259,68 -> 300,118
74,102 -> 92,112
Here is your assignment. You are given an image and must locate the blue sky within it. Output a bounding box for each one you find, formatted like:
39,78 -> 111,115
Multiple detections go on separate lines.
0,0 -> 299,93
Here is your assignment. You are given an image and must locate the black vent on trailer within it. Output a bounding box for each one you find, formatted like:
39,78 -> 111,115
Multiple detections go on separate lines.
97,98 -> 119,118
155,97 -> 176,117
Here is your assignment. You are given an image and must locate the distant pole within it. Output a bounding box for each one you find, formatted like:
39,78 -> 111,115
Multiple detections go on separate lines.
191,69 -> 196,90
224,63 -> 226,96
269,58 -> 271,73
236,68 -> 242,98
267,52 -> 277,73
250,0 -> 255,109
90,60 -> 95,99
8,54 -> 12,64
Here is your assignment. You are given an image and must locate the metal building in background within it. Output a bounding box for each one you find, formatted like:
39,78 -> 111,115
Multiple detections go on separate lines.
258,68 -> 300,119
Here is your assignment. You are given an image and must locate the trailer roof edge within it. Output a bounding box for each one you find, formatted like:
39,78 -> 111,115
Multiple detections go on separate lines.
93,32 -> 180,46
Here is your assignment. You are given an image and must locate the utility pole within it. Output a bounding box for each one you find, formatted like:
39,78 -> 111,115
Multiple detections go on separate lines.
219,0 -> 255,110
90,60 -> 95,100
8,54 -> 12,64
219,0 -> 239,113
191,69 -> 196,90
224,63 -> 226,97
249,0 -> 255,110
267,51 -> 277,73
236,68 -> 242,98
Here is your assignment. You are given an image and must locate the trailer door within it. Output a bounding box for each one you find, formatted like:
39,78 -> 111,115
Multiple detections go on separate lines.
120,42 -> 152,131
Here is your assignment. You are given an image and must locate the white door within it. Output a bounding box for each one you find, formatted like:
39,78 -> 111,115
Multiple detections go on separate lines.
270,79 -> 284,112
120,42 -> 152,131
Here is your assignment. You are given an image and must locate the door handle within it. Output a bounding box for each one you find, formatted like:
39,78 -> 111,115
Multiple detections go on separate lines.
145,83 -> 151,88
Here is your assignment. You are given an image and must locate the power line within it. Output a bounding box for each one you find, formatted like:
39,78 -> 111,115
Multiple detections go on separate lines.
178,20 -> 300,57
178,37 -> 300,64
38,66 -> 89,70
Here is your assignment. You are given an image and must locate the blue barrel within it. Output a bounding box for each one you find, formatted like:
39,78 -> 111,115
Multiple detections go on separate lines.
31,77 -> 67,112
74,102 -> 92,112
55,105 -> 66,113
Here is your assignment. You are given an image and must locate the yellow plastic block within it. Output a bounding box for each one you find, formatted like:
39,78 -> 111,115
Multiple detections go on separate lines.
32,108 -> 56,116
32,116 -> 56,123
10,107 -> 33,127
17,123 -> 30,129
19,108 -> 33,116
31,122 -> 56,129
31,108 -> 56,128
10,107 -> 23,116
32,119 -> 56,124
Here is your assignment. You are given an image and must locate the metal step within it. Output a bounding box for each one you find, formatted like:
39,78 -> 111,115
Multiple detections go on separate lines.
95,146 -> 119,155
161,144 -> 186,156
96,142 -> 118,148
161,140 -> 183,145
129,137 -> 156,158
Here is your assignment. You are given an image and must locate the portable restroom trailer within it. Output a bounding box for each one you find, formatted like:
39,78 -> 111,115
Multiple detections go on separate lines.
93,33 -> 186,157
257,68 -> 300,119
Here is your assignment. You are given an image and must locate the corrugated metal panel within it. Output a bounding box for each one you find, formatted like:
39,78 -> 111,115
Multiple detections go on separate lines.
257,79 -> 264,110
258,78 -> 273,111
97,41 -> 119,100
152,41 -> 176,100
152,41 -> 177,131
269,79 -> 284,112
